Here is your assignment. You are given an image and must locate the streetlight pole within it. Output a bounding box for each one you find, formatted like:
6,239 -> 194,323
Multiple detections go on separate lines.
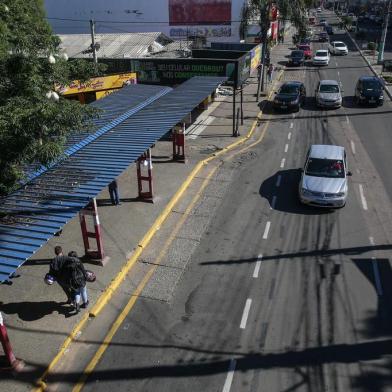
90,19 -> 98,64
378,0 -> 391,64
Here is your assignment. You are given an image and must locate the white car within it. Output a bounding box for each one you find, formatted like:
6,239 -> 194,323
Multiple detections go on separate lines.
313,49 -> 330,65
329,41 -> 348,55
317,7 -> 322,13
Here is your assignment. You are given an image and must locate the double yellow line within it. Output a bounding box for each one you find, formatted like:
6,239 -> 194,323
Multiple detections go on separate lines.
34,70 -> 283,392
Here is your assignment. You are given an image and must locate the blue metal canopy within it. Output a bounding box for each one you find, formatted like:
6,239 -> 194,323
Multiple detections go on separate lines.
0,76 -> 226,282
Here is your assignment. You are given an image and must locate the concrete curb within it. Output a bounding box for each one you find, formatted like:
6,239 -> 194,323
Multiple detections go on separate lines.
343,22 -> 392,101
33,68 -> 285,392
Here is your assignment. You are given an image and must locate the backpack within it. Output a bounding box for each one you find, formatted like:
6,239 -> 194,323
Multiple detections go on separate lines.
66,258 -> 86,290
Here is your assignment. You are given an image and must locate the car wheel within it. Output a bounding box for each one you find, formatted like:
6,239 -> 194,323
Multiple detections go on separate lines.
379,101 -> 384,107
295,105 -> 300,112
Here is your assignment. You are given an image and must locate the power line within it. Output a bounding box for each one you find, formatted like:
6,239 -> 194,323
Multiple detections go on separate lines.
46,17 -> 241,24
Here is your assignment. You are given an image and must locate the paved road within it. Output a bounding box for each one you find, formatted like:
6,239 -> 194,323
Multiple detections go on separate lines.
72,11 -> 392,392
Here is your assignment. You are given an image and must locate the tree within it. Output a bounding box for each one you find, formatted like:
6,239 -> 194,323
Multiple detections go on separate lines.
241,0 -> 310,97
0,0 -> 105,195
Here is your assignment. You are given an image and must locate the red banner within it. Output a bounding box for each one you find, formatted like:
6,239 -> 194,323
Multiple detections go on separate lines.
168,0 -> 232,26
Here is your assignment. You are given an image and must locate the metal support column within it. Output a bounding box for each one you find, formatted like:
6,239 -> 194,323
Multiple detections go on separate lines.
137,148 -> 154,202
79,198 -> 107,263
240,86 -> 244,125
172,124 -> 186,162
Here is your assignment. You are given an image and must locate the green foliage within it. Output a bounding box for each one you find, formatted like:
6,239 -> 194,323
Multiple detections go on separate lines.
342,16 -> 353,26
0,0 -> 105,195
367,41 -> 376,51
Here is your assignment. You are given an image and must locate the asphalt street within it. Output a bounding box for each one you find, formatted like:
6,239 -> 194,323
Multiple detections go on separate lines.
69,11 -> 392,392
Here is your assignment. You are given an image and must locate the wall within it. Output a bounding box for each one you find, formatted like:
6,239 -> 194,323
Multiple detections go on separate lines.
44,0 -> 246,43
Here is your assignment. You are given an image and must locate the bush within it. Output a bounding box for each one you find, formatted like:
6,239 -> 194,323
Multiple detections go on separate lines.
367,42 -> 376,51
356,30 -> 366,39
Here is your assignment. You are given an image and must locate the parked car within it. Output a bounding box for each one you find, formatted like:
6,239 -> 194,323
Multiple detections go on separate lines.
299,144 -> 352,208
317,7 -> 322,13
312,49 -> 330,66
329,41 -> 348,55
273,81 -> 306,112
354,76 -> 384,106
289,50 -> 305,66
320,19 -> 328,26
319,32 -> 329,42
298,44 -> 312,59
315,80 -> 343,108
325,25 -> 334,35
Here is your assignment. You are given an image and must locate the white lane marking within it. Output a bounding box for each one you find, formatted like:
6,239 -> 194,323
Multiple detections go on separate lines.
359,184 -> 368,211
289,122 -> 294,129
337,71 -> 340,77
188,116 -> 214,139
369,236 -> 375,246
288,132 -> 292,140
345,115 -> 349,124
263,221 -> 271,239
372,257 -> 383,296
270,195 -> 277,210
284,144 -> 289,153
291,113 -> 295,119
253,254 -> 262,278
222,359 -> 237,392
280,158 -> 286,168
350,140 -> 356,155
240,299 -> 252,329
276,175 -> 282,187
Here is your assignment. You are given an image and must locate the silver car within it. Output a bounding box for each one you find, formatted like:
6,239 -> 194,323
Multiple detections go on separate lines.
316,79 -> 342,108
299,145 -> 352,208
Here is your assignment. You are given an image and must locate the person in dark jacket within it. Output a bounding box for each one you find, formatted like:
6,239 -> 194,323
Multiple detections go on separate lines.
108,179 -> 120,205
67,251 -> 89,313
49,246 -> 73,303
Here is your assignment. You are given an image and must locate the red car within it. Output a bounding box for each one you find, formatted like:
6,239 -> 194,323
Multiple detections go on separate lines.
297,44 -> 312,59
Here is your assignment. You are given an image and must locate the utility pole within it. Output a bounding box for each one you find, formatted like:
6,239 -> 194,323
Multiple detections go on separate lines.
378,0 -> 391,64
90,19 -> 98,64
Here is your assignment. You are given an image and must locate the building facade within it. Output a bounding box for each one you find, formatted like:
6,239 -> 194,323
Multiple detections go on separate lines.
45,0 -> 247,43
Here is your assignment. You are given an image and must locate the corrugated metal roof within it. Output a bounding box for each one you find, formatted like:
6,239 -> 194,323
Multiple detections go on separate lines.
58,32 -> 171,59
0,76 -> 226,282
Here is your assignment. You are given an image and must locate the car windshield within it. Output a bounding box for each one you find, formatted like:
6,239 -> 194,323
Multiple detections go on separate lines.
292,51 -> 304,57
319,84 -> 339,93
363,80 -> 382,90
279,85 -> 299,94
316,50 -> 328,56
305,158 -> 345,178
335,43 -> 345,48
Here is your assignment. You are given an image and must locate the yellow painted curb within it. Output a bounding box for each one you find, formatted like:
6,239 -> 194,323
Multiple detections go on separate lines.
33,68 -> 284,392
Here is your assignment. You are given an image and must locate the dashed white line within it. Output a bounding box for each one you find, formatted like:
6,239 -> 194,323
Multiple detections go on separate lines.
276,175 -> 282,187
263,221 -> 271,239
280,158 -> 286,168
372,257 -> 383,296
345,115 -> 350,124
271,195 -> 277,210
289,122 -> 294,129
288,132 -> 292,140
284,144 -> 289,153
222,359 -> 237,392
240,299 -> 252,329
253,254 -> 262,278
337,71 -> 340,77
369,236 -> 375,246
350,140 -> 356,155
359,184 -> 368,211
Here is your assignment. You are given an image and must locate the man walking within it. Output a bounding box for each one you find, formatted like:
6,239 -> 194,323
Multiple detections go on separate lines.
49,246 -> 73,303
267,63 -> 274,83
108,179 -> 120,205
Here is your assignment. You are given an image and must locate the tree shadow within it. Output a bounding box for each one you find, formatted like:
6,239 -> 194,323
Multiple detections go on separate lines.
259,169 -> 334,215
0,301 -> 72,321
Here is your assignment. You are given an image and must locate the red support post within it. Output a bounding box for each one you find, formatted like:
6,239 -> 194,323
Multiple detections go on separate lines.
79,198 -> 107,263
137,148 -> 154,202
0,312 -> 23,371
172,123 -> 186,162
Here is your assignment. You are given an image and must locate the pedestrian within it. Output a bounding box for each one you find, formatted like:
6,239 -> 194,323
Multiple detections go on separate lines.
280,32 -> 285,43
66,251 -> 89,313
108,179 -> 120,205
49,246 -> 73,304
267,63 -> 274,83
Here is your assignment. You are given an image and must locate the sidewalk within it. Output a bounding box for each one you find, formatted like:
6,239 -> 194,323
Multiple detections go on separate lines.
0,32 -> 294,391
